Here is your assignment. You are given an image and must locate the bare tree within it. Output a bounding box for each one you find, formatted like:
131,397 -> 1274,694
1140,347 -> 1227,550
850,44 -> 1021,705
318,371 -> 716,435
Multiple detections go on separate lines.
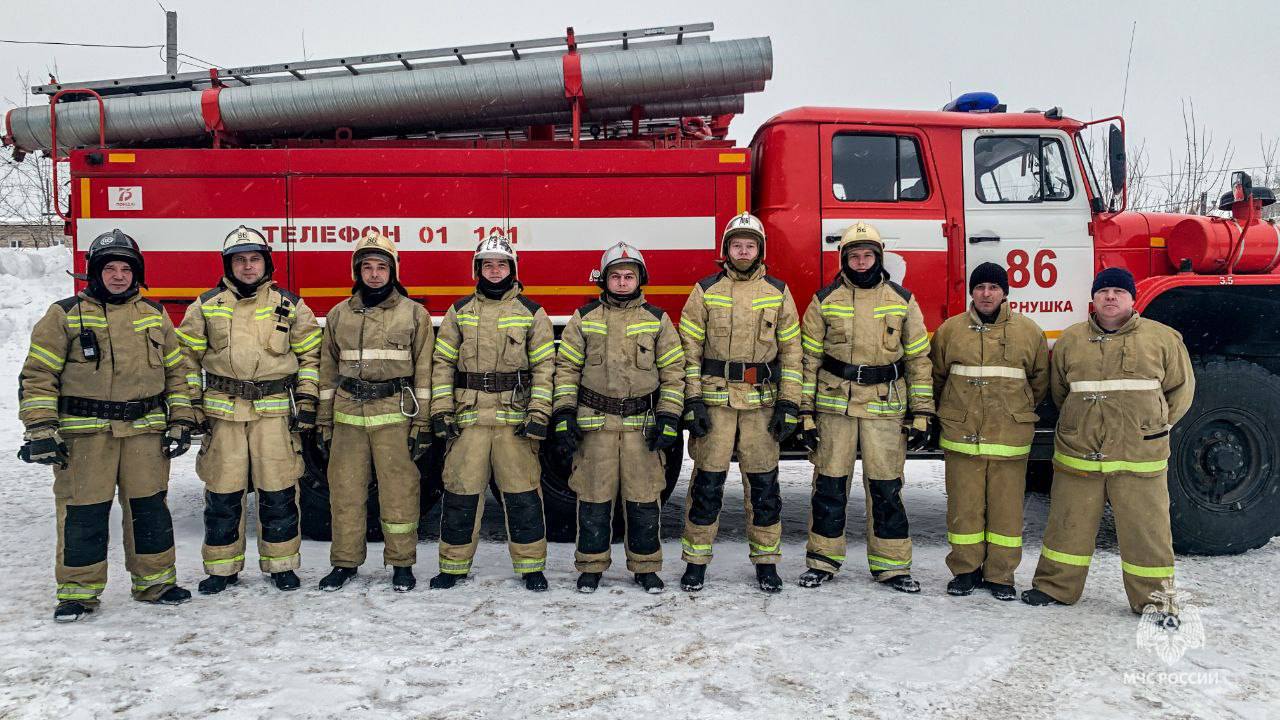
1259,135 -> 1279,191
1160,99 -> 1235,215
1,71 -> 66,244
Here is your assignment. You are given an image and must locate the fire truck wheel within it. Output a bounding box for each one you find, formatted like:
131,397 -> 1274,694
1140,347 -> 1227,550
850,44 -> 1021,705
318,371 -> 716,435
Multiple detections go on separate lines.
1168,359 -> 1280,555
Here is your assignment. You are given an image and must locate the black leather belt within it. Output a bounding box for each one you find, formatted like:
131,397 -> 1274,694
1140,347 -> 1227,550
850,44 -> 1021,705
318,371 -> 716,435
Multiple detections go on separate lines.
578,387 -> 653,416
339,376 -> 412,401
58,394 -> 165,421
820,356 -> 905,385
205,373 -> 296,400
701,358 -> 779,384
455,370 -> 532,393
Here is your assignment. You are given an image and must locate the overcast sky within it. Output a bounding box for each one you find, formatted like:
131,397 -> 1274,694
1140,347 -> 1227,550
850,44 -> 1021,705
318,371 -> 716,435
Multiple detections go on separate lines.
3,0 -> 1276,181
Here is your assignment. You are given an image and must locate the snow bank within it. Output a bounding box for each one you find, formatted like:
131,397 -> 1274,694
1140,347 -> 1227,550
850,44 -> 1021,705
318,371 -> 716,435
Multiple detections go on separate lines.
0,246 -> 72,350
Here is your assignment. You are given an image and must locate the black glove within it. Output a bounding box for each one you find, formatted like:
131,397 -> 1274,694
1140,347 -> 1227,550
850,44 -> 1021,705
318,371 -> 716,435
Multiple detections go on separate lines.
682,397 -> 712,439
515,412 -> 549,441
796,411 -> 821,452
311,426 -> 332,465
292,395 -> 318,432
904,412 -> 936,452
18,425 -> 68,469
431,412 -> 460,441
768,400 -> 800,443
647,412 -> 681,452
408,426 -> 433,462
551,409 -> 581,457
161,421 -> 193,459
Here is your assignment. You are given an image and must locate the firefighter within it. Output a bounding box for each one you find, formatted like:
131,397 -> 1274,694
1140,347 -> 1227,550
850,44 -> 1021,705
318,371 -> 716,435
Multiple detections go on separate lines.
551,243 -> 684,594
1023,267 -> 1194,626
177,225 -> 322,594
677,212 -> 803,594
795,222 -> 934,594
929,262 -> 1049,600
314,231 -> 434,593
19,229 -> 195,621
428,233 -> 554,592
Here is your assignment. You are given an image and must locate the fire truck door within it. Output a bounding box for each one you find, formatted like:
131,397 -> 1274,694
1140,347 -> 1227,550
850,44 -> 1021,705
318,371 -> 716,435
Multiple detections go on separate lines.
962,128 -> 1093,339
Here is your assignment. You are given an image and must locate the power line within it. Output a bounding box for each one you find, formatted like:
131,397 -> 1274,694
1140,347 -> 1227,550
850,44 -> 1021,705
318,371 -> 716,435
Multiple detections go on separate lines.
0,38 -> 162,49
179,52 -> 223,69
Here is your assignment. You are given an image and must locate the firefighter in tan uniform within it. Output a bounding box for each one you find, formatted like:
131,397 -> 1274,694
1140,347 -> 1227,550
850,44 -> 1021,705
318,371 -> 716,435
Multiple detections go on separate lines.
429,234 -> 554,592
678,212 -> 803,594
1024,268 -> 1194,627
177,226 -> 322,594
551,243 -> 685,594
315,232 -> 434,593
930,263 -> 1049,600
19,230 -> 195,622
795,222 -> 934,594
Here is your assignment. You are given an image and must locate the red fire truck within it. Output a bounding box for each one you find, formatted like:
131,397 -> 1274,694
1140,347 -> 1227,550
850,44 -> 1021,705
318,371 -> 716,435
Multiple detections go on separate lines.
6,23 -> 1278,555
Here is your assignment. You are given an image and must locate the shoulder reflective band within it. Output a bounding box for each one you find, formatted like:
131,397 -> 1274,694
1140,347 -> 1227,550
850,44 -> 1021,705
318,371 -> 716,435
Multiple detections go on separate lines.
951,365 -> 1027,379
1069,378 -> 1161,392
340,349 -> 412,361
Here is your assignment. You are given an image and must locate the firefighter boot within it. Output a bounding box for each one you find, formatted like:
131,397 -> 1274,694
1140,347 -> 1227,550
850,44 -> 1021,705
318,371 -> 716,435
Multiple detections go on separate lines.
524,571 -> 549,592
577,572 -> 602,594
392,566 -> 416,593
987,581 -> 1017,601
198,573 -> 239,595
53,600 -> 95,623
798,569 -> 834,588
319,567 -> 358,592
885,574 -> 921,594
680,562 -> 706,592
756,564 -> 783,593
151,585 -> 192,606
947,568 -> 984,597
272,570 -> 301,591
429,572 -> 465,590
634,573 -> 665,594
1021,588 -> 1066,606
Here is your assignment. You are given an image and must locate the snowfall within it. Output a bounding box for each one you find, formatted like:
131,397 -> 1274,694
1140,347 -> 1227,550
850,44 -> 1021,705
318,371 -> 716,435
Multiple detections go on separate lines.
0,247 -> 1276,720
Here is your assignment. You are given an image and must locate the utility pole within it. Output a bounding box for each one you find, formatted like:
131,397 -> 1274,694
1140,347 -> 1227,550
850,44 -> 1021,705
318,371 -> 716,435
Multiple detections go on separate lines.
165,11 -> 177,74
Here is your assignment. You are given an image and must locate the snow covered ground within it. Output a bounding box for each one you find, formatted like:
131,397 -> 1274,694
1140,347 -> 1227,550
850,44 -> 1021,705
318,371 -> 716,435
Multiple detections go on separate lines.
0,247 -> 1277,719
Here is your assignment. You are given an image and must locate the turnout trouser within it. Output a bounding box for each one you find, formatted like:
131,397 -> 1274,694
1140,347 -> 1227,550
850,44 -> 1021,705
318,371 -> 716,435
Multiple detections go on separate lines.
196,416 -> 303,575
438,424 -> 547,576
328,421 -> 421,568
681,405 -> 782,566
944,452 -> 1027,586
568,429 -> 665,574
805,414 -> 913,581
1031,469 -> 1176,614
53,432 -> 178,604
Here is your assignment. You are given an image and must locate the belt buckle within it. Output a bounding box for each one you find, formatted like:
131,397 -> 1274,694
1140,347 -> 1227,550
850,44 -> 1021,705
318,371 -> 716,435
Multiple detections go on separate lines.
479,372 -> 497,393
243,382 -> 263,401
854,365 -> 865,384
122,400 -> 143,419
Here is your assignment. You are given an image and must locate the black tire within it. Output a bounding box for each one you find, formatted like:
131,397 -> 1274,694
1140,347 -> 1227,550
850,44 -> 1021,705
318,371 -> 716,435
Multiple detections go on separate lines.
1168,359 -> 1280,555
297,430 -> 446,542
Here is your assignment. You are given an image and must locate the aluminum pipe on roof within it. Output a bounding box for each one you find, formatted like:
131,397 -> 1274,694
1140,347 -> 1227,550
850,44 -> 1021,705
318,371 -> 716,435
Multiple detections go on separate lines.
5,37 -> 771,153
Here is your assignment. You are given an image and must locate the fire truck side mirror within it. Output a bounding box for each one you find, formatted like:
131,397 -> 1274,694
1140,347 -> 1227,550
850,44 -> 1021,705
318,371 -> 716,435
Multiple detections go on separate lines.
1107,125 -> 1126,196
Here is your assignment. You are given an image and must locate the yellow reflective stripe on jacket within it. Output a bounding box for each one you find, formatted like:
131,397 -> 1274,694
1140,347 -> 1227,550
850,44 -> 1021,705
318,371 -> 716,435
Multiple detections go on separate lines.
253,398 -> 291,413
815,393 -> 848,411
801,333 -> 823,355
455,313 -> 479,327
578,415 -> 606,429
297,368 -> 319,382
19,395 -> 58,411
1041,546 -> 1092,566
162,348 -> 184,368
291,330 -> 322,354
28,343 -> 65,370
432,384 -> 454,399
131,412 -> 167,429
66,314 -> 108,328
952,365 -> 1027,379
659,388 -> 683,405
497,316 -> 533,329
703,293 -> 732,308
200,305 -> 233,319
1053,451 -> 1167,474
751,295 -> 783,310
678,316 -> 705,340
802,381 -> 816,398
528,341 -> 555,363
253,307 -> 274,320
132,316 -> 163,331
904,335 -> 930,356
553,384 -> 577,399
776,322 -> 800,342
558,342 -> 585,366
947,531 -> 985,545
496,409 -> 526,424
820,303 -> 854,318
684,364 -> 701,378
872,304 -> 909,318
341,348 -> 414,361
908,384 -> 932,397
1121,561 -> 1174,578
530,386 -> 552,402
204,397 -> 235,414
334,410 -> 407,427
656,345 -> 684,368
625,321 -> 659,335
780,368 -> 803,384
985,531 -> 1023,548
581,320 -> 608,335
434,338 -> 459,361
59,416 -> 110,431
867,399 -> 906,415
1068,378 -> 1162,392
175,329 -> 207,351
166,393 -> 192,407
939,437 -> 1031,458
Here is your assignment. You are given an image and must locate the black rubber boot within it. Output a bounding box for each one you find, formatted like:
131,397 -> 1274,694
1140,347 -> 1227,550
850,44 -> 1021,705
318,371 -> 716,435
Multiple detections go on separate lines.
947,568 -> 984,596
987,582 -> 1017,601
392,567 -> 416,593
680,563 -> 706,592
797,569 -> 834,588
152,585 -> 192,605
1020,588 -> 1066,606
271,570 -> 301,592
319,567 -> 357,592
429,572 -> 465,589
53,600 -> 95,622
756,564 -> 783,594
885,574 -> 921,594
523,571 -> 549,592
576,572 -> 602,594
197,574 -> 238,595
633,573 -> 665,594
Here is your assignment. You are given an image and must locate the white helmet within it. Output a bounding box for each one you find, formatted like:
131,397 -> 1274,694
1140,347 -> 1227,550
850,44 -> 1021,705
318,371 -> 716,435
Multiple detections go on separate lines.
473,232 -> 517,279
720,211 -> 767,261
592,242 -> 648,287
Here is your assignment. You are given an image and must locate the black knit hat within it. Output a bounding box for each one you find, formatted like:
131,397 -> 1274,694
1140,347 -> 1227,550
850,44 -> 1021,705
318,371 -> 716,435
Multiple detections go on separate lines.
1091,267 -> 1136,297
968,262 -> 1009,295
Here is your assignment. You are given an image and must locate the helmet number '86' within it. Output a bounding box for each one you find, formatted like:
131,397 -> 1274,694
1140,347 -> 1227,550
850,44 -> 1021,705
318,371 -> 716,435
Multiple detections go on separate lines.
1006,249 -> 1057,289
